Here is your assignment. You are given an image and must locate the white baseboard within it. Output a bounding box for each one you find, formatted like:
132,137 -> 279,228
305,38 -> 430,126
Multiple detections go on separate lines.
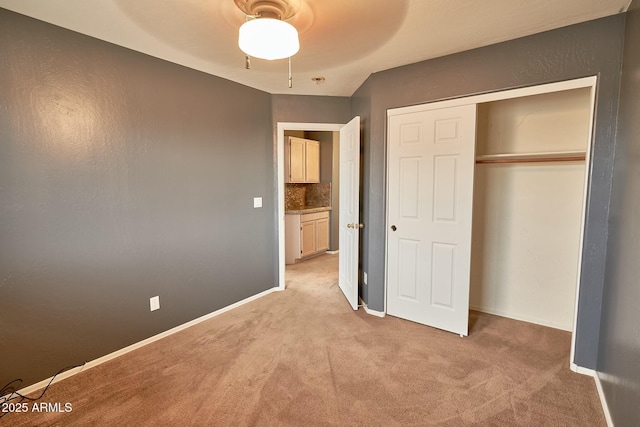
594,371 -> 614,427
469,305 -> 572,331
568,364 -> 613,427
570,363 -> 595,376
8,286 -> 280,399
359,297 -> 385,318
326,250 -> 339,255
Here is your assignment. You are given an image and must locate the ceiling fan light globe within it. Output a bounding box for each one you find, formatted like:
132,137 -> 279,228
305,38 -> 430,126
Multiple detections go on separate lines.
238,18 -> 299,60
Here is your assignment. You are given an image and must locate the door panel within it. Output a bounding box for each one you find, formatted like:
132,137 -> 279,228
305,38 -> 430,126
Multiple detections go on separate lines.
398,239 -> 419,300
431,243 -> 455,308
399,157 -> 421,218
301,221 -> 316,257
387,104 -> 476,336
288,137 -> 306,182
316,217 -> 329,252
339,116 -> 361,310
433,156 -> 458,221
305,140 -> 320,183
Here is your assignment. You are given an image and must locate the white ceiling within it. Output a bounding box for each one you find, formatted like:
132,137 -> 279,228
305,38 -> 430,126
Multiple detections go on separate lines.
0,0 -> 630,96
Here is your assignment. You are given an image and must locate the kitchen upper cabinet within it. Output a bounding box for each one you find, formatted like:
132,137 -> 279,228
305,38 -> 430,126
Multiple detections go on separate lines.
305,140 -> 320,183
285,137 -> 320,183
288,137 -> 306,182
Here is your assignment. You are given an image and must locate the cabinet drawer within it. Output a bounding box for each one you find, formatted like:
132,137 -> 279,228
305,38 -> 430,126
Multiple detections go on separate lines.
301,211 -> 329,222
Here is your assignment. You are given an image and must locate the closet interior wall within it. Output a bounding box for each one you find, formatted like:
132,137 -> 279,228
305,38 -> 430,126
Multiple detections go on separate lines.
470,88 -> 592,331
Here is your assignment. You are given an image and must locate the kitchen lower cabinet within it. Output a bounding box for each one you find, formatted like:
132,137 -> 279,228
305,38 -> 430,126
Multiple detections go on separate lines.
285,211 -> 330,264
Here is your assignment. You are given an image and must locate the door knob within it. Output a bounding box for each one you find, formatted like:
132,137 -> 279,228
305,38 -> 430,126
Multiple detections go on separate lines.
391,225 -> 397,231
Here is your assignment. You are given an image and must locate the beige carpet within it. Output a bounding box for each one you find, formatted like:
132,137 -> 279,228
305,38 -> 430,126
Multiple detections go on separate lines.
3,254 -> 605,426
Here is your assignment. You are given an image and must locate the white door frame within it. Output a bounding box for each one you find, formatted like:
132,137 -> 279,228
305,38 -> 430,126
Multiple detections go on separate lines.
385,76 -> 598,373
276,122 -> 344,290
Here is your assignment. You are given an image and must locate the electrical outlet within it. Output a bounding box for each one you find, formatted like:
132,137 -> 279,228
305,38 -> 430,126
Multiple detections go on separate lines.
150,296 -> 160,311
253,197 -> 262,208
364,272 -> 368,285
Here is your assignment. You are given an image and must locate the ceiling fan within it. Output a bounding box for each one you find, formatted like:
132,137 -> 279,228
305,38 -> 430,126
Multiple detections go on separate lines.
234,0 -> 301,87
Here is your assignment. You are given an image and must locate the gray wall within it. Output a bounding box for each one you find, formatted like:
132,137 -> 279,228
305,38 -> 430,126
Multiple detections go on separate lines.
598,1 -> 640,425
351,15 -> 625,369
0,9 -> 275,388
271,95 -> 351,126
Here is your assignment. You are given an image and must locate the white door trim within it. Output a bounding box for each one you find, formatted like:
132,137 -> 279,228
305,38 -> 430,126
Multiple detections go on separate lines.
276,122 -> 344,290
385,76 -> 597,370
387,76 -> 597,116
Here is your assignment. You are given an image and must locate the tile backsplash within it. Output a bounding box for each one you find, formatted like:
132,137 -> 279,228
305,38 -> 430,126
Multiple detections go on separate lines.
285,182 -> 331,210
285,184 -> 306,210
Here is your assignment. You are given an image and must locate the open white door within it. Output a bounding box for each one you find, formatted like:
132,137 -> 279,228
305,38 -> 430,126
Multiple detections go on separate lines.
338,116 -> 361,310
387,105 -> 476,335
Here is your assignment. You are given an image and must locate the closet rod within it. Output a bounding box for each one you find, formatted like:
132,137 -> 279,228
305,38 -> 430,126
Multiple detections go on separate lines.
476,155 -> 586,164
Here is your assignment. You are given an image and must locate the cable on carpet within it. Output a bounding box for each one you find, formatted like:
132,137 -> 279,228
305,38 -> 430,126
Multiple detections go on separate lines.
0,362 -> 86,419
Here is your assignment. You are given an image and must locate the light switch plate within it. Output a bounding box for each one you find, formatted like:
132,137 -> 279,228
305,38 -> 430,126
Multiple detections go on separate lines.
150,296 -> 160,311
364,272 -> 368,285
253,197 -> 262,208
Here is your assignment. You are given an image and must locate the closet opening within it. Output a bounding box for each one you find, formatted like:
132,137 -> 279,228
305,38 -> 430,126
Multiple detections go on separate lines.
470,88 -> 592,334
384,77 -> 597,371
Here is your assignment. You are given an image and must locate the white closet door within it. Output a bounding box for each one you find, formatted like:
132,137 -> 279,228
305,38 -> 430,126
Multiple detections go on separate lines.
387,104 -> 477,336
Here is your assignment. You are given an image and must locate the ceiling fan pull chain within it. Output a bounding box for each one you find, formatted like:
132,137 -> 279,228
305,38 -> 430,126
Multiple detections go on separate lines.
288,56 -> 293,88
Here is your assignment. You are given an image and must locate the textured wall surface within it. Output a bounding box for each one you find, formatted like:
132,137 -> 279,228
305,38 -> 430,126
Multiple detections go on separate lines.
354,15 -> 625,369
271,95 -> 351,126
0,8 -> 274,388
598,1 -> 640,425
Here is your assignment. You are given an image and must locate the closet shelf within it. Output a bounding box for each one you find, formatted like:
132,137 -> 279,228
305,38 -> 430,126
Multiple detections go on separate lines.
475,151 -> 586,164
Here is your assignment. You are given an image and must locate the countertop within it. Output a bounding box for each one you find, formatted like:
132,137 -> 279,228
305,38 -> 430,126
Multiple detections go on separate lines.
285,206 -> 332,214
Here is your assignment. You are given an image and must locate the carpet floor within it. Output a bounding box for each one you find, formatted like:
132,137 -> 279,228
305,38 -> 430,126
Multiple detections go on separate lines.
2,254 -> 606,426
